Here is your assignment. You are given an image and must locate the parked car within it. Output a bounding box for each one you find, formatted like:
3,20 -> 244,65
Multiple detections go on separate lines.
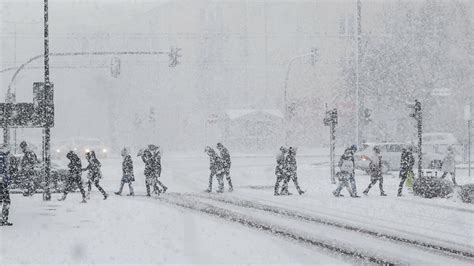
354,142 -> 443,174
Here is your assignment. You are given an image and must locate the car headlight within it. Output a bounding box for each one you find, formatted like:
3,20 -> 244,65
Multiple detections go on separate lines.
56,149 -> 60,153
85,148 -> 90,153
102,149 -> 107,153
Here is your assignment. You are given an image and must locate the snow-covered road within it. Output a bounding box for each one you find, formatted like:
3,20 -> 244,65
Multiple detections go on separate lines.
1,155 -> 473,264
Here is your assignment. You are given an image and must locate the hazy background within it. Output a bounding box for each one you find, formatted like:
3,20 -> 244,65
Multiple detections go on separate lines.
1,0 -> 472,152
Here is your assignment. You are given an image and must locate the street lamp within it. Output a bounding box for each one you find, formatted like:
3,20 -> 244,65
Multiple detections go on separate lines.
283,49 -> 318,145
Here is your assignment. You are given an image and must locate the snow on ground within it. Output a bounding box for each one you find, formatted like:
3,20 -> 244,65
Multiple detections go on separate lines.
1,153 -> 473,264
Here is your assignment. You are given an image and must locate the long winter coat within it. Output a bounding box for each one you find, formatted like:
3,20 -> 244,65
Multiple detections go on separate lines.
122,155 -> 135,183
368,152 -> 383,178
219,147 -> 231,170
84,157 -> 102,181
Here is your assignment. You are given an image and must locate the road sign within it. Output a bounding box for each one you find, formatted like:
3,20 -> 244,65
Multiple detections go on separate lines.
1,82 -> 54,128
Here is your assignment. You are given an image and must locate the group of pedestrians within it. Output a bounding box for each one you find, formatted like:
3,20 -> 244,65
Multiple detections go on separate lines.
333,144 -> 458,198
274,146 -> 304,196
114,145 -> 167,197
204,143 -> 233,193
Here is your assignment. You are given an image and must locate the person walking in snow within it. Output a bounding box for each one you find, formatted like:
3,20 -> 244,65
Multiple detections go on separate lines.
150,145 -> 167,193
19,141 -> 39,196
115,148 -> 135,196
205,146 -> 223,193
363,146 -> 387,196
217,143 -> 233,192
397,146 -> 415,196
83,151 -> 108,200
274,146 -> 288,196
347,144 -> 360,197
0,147 -> 12,226
333,147 -> 357,197
280,147 -> 304,195
139,147 -> 161,196
58,151 -> 87,203
441,146 -> 457,186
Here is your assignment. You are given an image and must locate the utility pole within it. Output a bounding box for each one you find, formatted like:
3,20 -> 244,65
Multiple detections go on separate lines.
465,104 -> 471,177
324,104 -> 338,184
355,0 -> 362,146
409,100 -> 422,179
43,0 -> 51,201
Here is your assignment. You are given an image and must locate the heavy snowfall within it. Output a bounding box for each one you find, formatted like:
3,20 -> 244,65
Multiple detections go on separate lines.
0,0 -> 473,265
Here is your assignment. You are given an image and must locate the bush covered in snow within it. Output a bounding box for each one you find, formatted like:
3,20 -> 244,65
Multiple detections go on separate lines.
458,184 -> 474,204
413,177 -> 453,199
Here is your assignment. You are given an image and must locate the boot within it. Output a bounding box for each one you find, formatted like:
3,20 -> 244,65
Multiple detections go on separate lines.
380,192 -> 387,196
298,190 -> 305,195
81,199 -> 87,203
363,190 -> 369,196
103,193 -> 108,200
228,187 -> 234,192
0,220 -> 13,226
127,192 -> 134,196
162,186 -> 168,193
332,191 -> 340,197
114,192 -> 122,196
274,191 -> 280,196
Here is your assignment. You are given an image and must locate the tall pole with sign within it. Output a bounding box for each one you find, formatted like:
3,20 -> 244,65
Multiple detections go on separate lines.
43,0 -> 51,201
324,104 -> 338,184
465,105 -> 471,177
410,100 -> 422,179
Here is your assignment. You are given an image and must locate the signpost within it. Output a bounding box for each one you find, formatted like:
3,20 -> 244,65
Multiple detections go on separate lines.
465,105 -> 471,177
324,104 -> 338,184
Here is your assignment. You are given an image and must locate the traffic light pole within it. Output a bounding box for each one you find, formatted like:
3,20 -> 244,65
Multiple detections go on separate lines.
324,105 -> 338,184
43,0 -> 51,201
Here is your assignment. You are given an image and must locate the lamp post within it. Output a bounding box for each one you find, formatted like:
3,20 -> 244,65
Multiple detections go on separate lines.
43,0 -> 52,201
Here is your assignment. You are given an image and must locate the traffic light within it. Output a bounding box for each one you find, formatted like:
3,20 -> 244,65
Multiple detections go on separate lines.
363,107 -> 372,124
110,57 -> 121,78
409,99 -> 422,120
324,108 -> 338,126
168,46 -> 182,67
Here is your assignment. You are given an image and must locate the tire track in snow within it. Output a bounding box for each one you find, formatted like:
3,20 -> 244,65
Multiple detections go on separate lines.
188,193 -> 474,261
157,193 -> 401,265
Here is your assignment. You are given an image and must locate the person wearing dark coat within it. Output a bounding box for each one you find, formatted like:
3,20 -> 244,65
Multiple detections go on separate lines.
363,146 -> 387,196
398,146 -> 415,196
205,146 -> 224,193
217,143 -> 233,192
0,148 -> 12,226
115,148 -> 135,196
19,141 -> 39,196
274,146 -> 287,196
150,145 -> 167,193
83,151 -> 108,200
58,151 -> 87,202
347,144 -> 360,197
280,147 -> 304,195
333,147 -> 356,197
139,148 -> 161,196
